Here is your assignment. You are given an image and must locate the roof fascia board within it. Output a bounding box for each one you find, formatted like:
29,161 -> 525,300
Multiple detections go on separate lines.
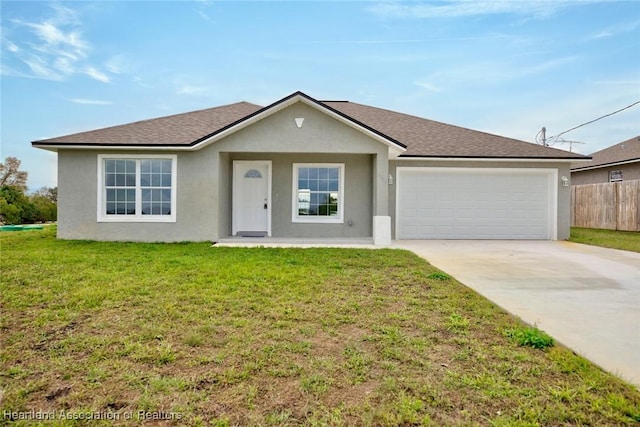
571,158 -> 640,171
31,144 -> 195,152
396,156 -> 591,162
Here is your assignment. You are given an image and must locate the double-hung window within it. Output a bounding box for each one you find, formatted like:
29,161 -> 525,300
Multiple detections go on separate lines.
292,163 -> 344,223
97,154 -> 177,222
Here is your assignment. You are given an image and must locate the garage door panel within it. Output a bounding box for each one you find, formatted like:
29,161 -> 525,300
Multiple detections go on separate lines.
397,168 -> 554,240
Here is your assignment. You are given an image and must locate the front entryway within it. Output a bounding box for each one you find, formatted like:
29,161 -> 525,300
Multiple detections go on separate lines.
232,161 -> 271,236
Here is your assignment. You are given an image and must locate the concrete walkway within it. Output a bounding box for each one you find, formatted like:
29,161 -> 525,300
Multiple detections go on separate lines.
394,240 -> 640,386
215,237 -> 376,248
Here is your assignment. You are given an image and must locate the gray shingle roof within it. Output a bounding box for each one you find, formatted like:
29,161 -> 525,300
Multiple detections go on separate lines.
32,92 -> 587,159
35,101 -> 263,146
324,101 -> 582,159
571,135 -> 640,170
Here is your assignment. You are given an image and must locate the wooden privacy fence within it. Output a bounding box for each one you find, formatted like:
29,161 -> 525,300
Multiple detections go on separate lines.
571,180 -> 640,231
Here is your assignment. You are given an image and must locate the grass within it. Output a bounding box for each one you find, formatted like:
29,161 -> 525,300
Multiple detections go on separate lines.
1,227 -> 639,426
570,227 -> 640,253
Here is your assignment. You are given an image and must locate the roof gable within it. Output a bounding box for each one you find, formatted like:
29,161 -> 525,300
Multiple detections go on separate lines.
192,91 -> 407,157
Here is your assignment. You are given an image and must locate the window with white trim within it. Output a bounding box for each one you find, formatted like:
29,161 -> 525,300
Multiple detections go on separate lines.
97,155 -> 177,222
292,163 -> 344,223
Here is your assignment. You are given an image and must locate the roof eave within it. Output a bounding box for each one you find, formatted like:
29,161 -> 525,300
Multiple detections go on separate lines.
571,157 -> 640,172
397,155 -> 591,162
31,142 -> 194,152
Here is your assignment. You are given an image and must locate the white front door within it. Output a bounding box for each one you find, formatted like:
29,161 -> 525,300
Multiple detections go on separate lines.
233,161 -> 271,236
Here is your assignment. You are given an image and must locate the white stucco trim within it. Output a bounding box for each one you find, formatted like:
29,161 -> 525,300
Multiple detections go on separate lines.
96,154 -> 177,223
373,216 -> 392,245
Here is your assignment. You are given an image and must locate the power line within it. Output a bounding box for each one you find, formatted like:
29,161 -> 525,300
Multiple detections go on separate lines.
547,99 -> 640,142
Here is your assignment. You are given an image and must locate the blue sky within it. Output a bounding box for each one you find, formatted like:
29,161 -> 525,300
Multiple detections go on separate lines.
1,0 -> 639,190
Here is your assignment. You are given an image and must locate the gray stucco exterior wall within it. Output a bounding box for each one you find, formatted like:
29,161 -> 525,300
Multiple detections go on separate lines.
56,102 -> 389,242
53,99 -> 574,242
223,153 -> 373,238
57,149 -> 219,242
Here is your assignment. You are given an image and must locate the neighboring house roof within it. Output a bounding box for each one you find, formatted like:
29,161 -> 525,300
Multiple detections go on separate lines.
32,91 -> 587,160
571,135 -> 640,171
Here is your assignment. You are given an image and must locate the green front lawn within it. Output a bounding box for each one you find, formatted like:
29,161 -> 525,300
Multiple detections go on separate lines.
570,227 -> 640,253
2,227 -> 639,426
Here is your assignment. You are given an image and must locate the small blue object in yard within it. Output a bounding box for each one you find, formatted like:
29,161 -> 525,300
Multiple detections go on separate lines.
0,225 -> 44,232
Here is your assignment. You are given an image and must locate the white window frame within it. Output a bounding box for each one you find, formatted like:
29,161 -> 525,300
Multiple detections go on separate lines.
292,163 -> 344,224
97,154 -> 177,223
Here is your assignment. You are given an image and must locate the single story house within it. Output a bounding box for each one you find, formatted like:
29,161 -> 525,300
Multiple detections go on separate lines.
571,135 -> 640,185
32,91 -> 589,244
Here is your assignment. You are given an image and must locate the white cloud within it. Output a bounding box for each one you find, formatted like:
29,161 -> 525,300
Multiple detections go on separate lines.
84,66 -> 110,83
590,31 -> 613,39
22,55 -> 63,81
132,76 -> 152,88
414,81 -> 442,92
195,0 -> 215,22
68,98 -> 113,105
587,18 -> 640,40
367,0 -> 596,19
105,54 -> 129,75
54,57 -> 75,74
20,20 -> 88,54
521,55 -> 579,75
417,54 -> 579,90
177,84 -> 211,96
591,78 -> 640,86
197,10 -> 213,22
3,4 -> 112,83
6,40 -> 20,53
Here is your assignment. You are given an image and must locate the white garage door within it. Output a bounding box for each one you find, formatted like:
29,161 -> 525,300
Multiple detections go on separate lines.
396,168 -> 556,240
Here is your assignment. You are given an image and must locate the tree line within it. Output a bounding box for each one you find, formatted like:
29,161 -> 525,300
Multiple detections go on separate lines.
0,157 -> 57,225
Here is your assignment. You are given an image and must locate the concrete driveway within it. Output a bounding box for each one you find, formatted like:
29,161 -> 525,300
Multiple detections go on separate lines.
393,240 -> 640,386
